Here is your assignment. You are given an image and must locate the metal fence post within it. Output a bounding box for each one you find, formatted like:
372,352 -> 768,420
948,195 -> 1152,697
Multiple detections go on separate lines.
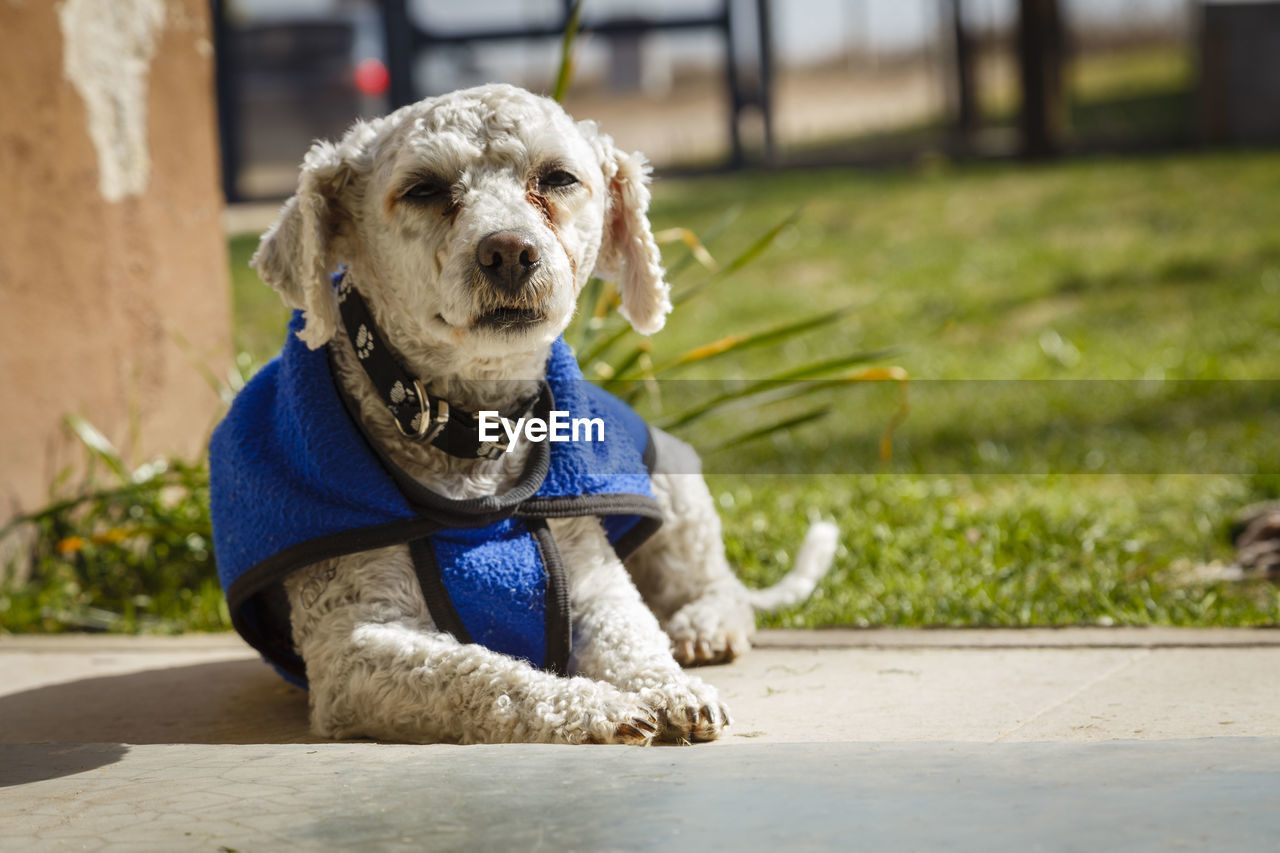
211,0 -> 240,202
723,0 -> 744,167
756,0 -> 776,164
383,0 -> 416,109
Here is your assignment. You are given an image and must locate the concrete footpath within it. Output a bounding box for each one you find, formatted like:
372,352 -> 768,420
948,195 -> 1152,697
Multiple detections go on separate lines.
2,629 -> 1279,850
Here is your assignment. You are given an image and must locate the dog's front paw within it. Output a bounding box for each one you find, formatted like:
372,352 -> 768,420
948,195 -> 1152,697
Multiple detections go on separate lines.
557,687 -> 660,746
585,709 -> 660,746
664,590 -> 755,667
638,678 -> 732,743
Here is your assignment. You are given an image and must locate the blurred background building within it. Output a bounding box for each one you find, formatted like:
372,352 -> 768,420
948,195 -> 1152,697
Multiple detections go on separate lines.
216,1 -> 1278,198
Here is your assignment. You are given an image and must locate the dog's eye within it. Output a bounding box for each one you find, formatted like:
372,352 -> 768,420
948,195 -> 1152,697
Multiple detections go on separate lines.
401,180 -> 451,205
539,169 -> 579,191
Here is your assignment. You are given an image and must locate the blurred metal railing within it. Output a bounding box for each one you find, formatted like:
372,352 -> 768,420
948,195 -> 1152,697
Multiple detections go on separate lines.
380,0 -> 774,168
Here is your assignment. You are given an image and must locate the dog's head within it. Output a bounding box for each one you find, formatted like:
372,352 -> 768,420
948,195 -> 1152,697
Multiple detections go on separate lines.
252,84 -> 670,364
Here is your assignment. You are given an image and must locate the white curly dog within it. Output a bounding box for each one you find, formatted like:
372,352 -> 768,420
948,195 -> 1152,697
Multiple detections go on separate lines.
250,83 -> 837,745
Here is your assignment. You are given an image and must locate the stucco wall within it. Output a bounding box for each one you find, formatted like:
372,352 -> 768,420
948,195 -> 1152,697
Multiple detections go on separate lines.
0,0 -> 231,517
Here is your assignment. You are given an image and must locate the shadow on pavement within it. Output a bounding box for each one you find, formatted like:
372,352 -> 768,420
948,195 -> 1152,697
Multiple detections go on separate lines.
0,658 -> 314,754
0,743 -> 130,788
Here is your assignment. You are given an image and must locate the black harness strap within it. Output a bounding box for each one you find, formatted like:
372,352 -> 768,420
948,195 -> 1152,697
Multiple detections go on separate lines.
406,529 -> 573,676
530,520 -> 572,676
407,538 -> 472,644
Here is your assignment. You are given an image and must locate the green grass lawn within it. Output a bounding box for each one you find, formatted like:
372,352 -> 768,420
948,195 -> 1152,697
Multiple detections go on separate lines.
655,152 -> 1280,627
220,150 -> 1280,629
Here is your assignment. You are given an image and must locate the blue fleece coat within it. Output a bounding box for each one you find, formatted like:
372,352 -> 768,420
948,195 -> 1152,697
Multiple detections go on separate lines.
209,313 -> 661,686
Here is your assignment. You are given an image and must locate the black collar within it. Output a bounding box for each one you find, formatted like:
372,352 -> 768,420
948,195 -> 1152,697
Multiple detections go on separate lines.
334,271 -> 539,460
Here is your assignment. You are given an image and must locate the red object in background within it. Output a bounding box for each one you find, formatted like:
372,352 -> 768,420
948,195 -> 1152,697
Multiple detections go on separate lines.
354,58 -> 390,96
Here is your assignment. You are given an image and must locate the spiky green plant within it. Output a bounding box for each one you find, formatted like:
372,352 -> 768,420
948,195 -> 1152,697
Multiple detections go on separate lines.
0,417 -> 229,633
564,213 -> 905,456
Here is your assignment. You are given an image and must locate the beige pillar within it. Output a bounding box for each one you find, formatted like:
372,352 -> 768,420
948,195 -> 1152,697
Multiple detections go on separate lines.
0,0 -> 231,517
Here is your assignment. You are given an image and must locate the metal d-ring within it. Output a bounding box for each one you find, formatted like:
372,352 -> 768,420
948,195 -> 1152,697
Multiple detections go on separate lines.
395,380 -> 449,441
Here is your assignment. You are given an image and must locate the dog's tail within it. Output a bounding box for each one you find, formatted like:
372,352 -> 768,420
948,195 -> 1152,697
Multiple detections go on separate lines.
745,521 -> 840,613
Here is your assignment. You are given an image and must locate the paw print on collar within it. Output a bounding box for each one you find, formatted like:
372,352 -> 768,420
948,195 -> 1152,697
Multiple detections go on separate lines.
388,379 -> 417,414
390,380 -> 416,404
355,324 -> 374,359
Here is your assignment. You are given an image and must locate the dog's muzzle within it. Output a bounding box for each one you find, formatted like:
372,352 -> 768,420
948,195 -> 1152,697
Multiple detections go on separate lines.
476,230 -> 541,294
472,229 -> 549,331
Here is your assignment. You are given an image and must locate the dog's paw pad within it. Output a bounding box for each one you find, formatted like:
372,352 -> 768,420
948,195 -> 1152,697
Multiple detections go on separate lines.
583,708 -> 658,746
660,702 -> 731,743
615,713 -> 659,743
665,596 -> 753,667
639,681 -> 731,743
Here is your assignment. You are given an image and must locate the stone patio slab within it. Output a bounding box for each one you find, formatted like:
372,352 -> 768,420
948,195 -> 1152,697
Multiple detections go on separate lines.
3,629 -> 1277,745
3,740 -> 1278,852
2,629 -> 1278,850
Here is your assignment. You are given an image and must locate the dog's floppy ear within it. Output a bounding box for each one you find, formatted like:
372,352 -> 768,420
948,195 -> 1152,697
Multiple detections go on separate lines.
251,140 -> 354,350
590,134 -> 671,336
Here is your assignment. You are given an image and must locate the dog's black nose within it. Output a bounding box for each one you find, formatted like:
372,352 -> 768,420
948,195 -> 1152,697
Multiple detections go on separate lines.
476,230 -> 541,292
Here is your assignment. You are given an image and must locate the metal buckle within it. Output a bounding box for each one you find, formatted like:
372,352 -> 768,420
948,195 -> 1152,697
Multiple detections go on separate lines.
423,396 -> 450,442
475,415 -> 514,459
395,380 -> 449,441
475,436 -> 510,460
